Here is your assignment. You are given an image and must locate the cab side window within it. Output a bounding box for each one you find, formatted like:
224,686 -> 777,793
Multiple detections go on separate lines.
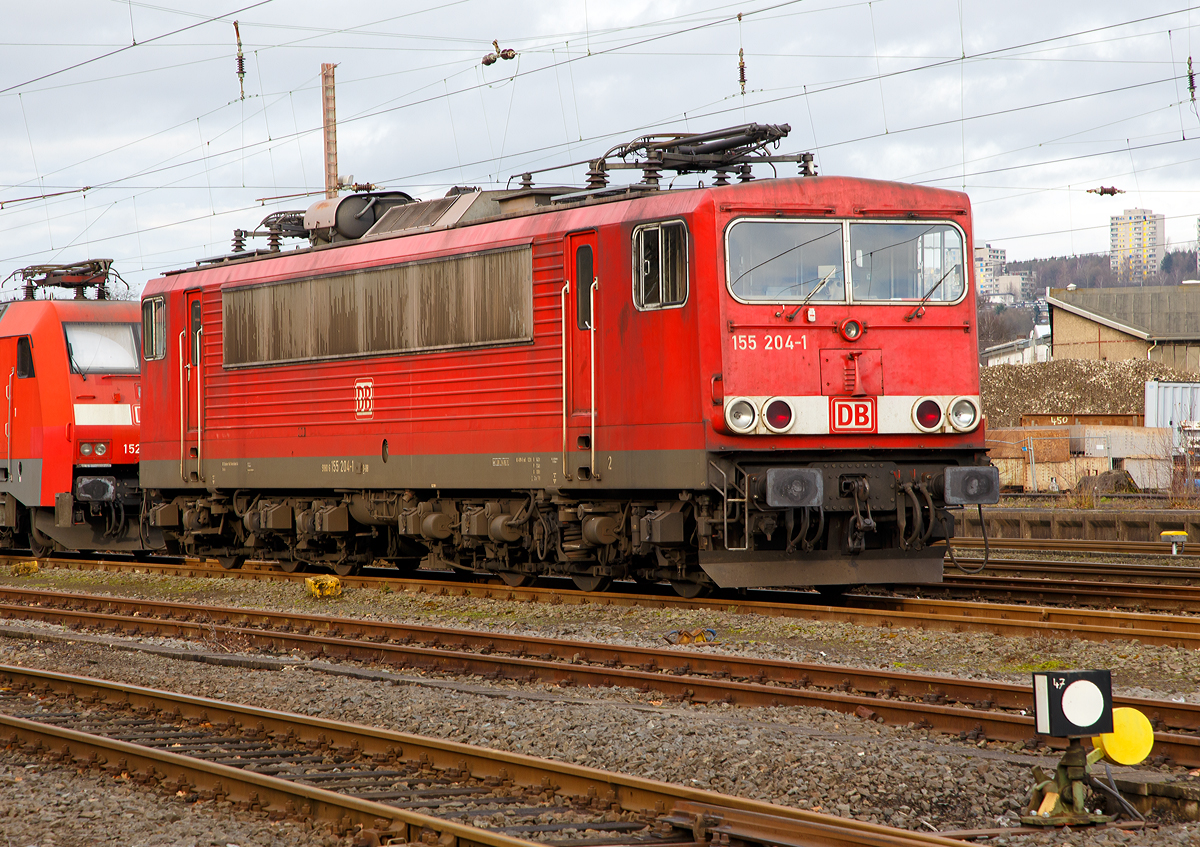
142,297 -> 166,360
16,337 -> 33,379
634,221 -> 688,309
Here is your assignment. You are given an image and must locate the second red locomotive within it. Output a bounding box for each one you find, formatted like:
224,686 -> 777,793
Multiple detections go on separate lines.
0,262 -> 149,555
138,124 -> 998,595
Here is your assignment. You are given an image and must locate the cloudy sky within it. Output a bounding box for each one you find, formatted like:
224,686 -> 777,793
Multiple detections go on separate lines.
2,0 -> 1199,295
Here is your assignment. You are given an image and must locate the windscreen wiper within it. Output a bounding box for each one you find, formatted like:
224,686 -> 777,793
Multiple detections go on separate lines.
904,264 -> 960,322
783,267 -> 839,319
66,342 -> 86,381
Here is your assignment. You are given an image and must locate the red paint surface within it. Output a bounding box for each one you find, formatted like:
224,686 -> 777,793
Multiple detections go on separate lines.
142,176 -> 984,478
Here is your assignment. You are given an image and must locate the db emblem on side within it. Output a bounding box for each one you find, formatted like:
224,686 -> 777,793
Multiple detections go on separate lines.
354,379 -> 374,419
829,397 -> 875,433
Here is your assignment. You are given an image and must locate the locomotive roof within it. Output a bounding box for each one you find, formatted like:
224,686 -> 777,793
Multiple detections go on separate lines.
156,174 -> 971,288
0,297 -> 139,337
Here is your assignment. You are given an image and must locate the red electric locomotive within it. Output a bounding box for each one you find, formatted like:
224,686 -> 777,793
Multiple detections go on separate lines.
0,261 -> 151,554
140,124 -> 998,595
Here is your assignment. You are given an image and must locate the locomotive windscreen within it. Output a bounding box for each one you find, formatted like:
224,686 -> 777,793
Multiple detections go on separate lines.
726,220 -> 845,303
64,322 -> 141,375
221,245 -> 534,367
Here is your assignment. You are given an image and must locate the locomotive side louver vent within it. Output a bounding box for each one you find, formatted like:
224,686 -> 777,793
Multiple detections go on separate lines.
222,245 -> 533,367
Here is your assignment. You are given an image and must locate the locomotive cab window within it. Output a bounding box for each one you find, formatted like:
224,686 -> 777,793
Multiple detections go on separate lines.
16,337 -> 33,379
142,297 -> 166,360
576,246 -> 594,330
190,298 -> 202,363
634,221 -> 688,309
64,323 -> 141,375
726,220 -> 845,303
850,223 -> 965,304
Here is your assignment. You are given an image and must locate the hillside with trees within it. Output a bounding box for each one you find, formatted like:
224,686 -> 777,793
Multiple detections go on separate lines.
1004,248 -> 1198,293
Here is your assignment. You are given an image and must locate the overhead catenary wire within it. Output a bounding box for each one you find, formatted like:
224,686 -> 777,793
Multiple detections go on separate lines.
5,2 -> 1200,284
0,0 -> 275,96
4,3 -> 1189,207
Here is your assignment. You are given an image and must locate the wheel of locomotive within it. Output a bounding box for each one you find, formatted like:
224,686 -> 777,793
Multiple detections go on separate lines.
669,578 -> 711,599
27,509 -> 56,558
333,561 -> 360,577
218,555 -> 245,570
278,558 -> 302,573
388,558 -> 420,575
815,584 -> 850,602
499,571 -> 537,588
28,534 -> 53,559
571,573 -> 612,593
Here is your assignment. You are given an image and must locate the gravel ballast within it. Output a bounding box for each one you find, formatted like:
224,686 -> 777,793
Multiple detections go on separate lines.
2,567 -> 1200,846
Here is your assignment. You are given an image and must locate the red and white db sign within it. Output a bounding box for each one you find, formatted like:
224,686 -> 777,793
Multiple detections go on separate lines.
354,379 -> 374,419
829,397 -> 876,433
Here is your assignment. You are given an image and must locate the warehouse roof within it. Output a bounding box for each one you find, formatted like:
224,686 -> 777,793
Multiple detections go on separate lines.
1048,285 -> 1200,341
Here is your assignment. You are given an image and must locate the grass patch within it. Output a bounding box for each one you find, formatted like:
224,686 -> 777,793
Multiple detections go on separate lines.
1010,658 -> 1071,672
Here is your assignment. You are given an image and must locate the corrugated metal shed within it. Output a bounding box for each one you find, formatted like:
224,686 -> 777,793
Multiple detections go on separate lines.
1145,381 -> 1200,427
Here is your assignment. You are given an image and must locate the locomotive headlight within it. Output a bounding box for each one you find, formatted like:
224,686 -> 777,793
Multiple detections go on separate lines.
838,318 -> 864,342
80,443 -> 94,456
94,443 -> 108,457
948,397 -> 980,432
763,398 -> 794,433
912,398 -> 944,432
726,398 -> 758,433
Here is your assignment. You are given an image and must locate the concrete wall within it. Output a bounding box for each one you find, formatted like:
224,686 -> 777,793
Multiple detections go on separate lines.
1149,343 -> 1200,372
1051,308 -> 1150,361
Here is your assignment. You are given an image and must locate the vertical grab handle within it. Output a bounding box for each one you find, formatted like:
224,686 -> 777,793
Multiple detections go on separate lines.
178,330 -> 187,482
589,278 -> 600,481
196,327 -> 203,483
560,282 -> 572,482
6,368 -> 13,481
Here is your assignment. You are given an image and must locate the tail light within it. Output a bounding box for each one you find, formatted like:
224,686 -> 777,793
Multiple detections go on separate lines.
763,398 -> 794,433
912,398 -> 943,432
725,398 -> 758,433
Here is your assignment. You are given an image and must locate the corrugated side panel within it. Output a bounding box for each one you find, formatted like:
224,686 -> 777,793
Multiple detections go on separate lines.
204,241 -> 562,435
1144,381 -> 1200,427
222,245 -> 533,366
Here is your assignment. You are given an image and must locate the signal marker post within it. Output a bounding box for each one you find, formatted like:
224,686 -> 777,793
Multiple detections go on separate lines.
1022,670 -> 1150,827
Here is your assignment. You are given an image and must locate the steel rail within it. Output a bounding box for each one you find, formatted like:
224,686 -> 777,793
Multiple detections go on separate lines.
15,555 -> 1200,644
946,558 -> 1200,581
952,537 -> 1200,557
1,588 -> 1198,766
0,665 -> 965,847
935,574 -> 1200,612
0,713 -> 531,847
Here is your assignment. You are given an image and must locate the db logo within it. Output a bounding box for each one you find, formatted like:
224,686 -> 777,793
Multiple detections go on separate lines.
354,379 -> 374,419
830,397 -> 875,433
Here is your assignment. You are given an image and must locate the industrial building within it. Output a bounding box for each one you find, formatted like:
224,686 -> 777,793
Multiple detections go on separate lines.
1047,285 -> 1200,371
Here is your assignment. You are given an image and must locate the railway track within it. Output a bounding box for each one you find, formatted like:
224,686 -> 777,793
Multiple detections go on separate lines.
2,586 -> 1198,767
937,559 -> 1200,612
952,537 -> 1200,558
11,554 -> 1200,644
0,664 -> 969,847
